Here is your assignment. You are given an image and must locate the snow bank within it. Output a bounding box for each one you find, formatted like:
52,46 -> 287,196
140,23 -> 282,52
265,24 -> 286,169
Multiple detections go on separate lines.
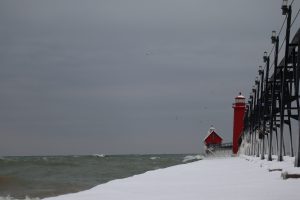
44,156 -> 300,200
242,155 -> 300,178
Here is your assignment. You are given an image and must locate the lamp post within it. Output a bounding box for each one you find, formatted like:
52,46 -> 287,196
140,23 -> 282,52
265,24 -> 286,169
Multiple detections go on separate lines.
296,39 -> 300,167
258,66 -> 264,158
279,0 -> 292,162
268,31 -> 279,161
255,76 -> 261,157
248,94 -> 254,155
261,52 -> 270,160
252,86 -> 257,155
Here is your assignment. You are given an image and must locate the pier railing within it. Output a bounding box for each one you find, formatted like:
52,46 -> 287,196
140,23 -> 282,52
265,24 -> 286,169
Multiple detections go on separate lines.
205,143 -> 233,157
241,0 -> 300,167
206,143 -> 233,150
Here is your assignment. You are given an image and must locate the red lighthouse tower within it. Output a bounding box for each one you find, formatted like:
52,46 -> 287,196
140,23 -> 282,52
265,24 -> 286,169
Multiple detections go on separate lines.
232,92 -> 246,154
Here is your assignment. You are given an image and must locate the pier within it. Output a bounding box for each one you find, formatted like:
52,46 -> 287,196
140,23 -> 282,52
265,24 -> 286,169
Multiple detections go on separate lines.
241,0 -> 300,167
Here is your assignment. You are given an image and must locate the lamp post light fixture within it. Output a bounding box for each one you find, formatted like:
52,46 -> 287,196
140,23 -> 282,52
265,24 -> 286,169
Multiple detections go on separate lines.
282,0 -> 288,15
263,52 -> 268,63
258,66 -> 263,75
255,77 -> 259,85
271,30 -> 277,44
249,94 -> 253,105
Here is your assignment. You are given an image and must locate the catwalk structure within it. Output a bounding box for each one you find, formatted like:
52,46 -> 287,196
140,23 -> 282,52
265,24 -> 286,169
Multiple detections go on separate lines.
242,0 -> 300,167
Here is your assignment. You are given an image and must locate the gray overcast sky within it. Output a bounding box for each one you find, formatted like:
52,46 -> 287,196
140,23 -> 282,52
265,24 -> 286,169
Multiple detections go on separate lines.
0,0 -> 298,155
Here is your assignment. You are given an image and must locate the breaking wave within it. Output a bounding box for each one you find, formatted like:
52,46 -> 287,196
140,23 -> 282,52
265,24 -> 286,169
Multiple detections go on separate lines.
150,156 -> 160,160
182,155 -> 204,163
92,154 -> 106,158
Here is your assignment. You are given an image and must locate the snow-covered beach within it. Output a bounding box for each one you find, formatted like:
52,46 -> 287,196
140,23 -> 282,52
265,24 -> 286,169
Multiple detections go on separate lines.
43,156 -> 300,200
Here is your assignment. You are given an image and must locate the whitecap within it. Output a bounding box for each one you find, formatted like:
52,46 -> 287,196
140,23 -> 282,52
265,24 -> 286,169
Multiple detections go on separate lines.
92,154 -> 105,158
0,196 -> 40,200
182,155 -> 203,163
150,156 -> 160,160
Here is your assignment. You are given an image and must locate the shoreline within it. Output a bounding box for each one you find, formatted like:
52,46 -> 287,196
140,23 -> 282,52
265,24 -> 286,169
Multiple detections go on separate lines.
0,154 -> 201,200
43,155 -> 300,200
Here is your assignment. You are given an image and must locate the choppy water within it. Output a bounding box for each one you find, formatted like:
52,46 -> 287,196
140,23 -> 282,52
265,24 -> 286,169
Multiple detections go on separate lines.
0,154 -> 202,199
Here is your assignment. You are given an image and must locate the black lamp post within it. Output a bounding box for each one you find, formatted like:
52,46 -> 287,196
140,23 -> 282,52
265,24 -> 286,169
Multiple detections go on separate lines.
255,75 -> 262,157
262,52 -> 270,160
258,67 -> 264,102
257,66 -> 264,158
268,31 -> 278,161
252,86 -> 257,155
279,0 -> 292,162
249,94 -> 254,155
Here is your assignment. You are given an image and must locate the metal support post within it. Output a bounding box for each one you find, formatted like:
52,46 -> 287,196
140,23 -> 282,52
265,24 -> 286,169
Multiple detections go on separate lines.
278,5 -> 292,161
295,40 -> 300,167
268,35 -> 279,161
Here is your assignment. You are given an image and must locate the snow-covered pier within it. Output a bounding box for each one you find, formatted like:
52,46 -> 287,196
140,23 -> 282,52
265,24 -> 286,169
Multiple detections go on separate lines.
44,156 -> 300,200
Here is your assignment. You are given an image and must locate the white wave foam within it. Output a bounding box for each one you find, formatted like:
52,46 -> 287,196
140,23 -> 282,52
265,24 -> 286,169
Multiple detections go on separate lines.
92,154 -> 105,158
150,157 -> 160,160
182,155 -> 203,163
0,196 -> 40,200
